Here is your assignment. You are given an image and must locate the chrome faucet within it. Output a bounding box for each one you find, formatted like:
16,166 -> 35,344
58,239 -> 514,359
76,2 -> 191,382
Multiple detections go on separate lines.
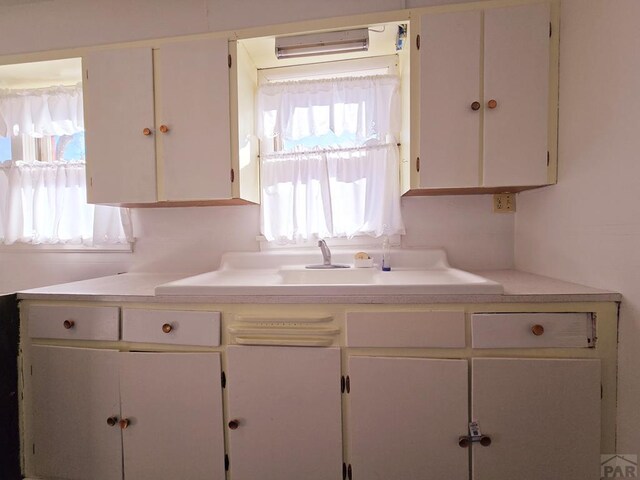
318,239 -> 332,266
305,239 -> 349,269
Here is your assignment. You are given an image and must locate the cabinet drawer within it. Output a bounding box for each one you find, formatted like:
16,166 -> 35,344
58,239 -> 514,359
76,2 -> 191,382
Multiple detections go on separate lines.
122,309 -> 220,346
471,313 -> 594,349
28,305 -> 120,341
346,311 -> 465,348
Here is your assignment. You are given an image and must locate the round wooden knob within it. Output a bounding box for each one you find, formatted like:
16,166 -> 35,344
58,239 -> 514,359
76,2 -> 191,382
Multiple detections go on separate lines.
63,320 -> 75,329
480,435 -> 492,447
228,419 -> 240,430
119,419 -> 130,430
143,128 -> 153,136
531,324 -> 545,336
106,416 -> 118,427
162,323 -> 173,333
471,101 -> 481,111
159,125 -> 170,133
487,99 -> 498,109
458,437 -> 470,448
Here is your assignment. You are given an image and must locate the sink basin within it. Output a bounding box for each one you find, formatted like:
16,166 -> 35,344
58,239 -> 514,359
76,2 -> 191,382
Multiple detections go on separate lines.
154,248 -> 504,296
280,267 -> 376,285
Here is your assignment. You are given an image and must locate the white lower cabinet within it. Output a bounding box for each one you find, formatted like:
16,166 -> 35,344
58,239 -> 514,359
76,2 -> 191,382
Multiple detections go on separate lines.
346,356 -> 601,480
29,346 -> 225,480
226,346 -> 343,480
471,358 -> 601,480
348,356 -> 469,480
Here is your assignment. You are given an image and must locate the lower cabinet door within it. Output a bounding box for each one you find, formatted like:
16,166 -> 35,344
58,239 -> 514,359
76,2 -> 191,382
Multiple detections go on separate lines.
226,346 -> 343,480
119,352 -> 226,480
30,346 -> 122,480
471,358 -> 601,480
348,356 -> 469,480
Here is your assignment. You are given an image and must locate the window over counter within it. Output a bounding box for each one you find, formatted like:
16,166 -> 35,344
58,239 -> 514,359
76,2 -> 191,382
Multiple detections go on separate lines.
234,21 -> 411,245
0,58 -> 131,249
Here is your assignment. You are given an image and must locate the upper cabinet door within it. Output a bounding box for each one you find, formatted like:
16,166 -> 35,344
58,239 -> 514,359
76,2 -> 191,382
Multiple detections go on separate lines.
420,11 -> 482,188
84,47 -> 157,204
158,38 -> 232,201
472,358 -> 601,480
483,3 -> 550,187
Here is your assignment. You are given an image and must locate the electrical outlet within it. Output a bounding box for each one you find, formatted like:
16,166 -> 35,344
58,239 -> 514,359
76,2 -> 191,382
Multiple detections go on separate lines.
493,193 -> 516,213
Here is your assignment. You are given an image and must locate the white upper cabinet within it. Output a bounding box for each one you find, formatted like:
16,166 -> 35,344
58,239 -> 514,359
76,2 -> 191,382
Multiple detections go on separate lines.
483,4 -> 550,187
416,2 -> 554,192
84,47 -> 157,204
83,38 -> 234,205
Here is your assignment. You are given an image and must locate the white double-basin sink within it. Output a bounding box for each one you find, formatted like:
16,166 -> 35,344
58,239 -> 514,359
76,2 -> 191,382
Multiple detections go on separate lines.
155,248 -> 503,296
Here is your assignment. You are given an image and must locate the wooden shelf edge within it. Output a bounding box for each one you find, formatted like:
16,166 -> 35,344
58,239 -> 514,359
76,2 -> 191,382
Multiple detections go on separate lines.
402,184 -> 555,197
100,198 -> 258,208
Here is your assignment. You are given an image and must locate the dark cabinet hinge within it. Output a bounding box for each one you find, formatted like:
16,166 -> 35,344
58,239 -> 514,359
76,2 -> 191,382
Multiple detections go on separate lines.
549,22 -> 552,38
547,151 -> 550,166
416,157 -> 420,173
225,454 -> 229,471
32,443 -> 35,455
342,462 -> 347,480
346,375 -> 351,394
228,54 -> 232,68
221,371 -> 226,388
341,375 -> 345,393
231,168 -> 235,183
416,34 -> 421,50
348,463 -> 353,480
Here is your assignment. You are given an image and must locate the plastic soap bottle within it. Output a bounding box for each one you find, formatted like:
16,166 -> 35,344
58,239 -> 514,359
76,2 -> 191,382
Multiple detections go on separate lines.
382,236 -> 391,271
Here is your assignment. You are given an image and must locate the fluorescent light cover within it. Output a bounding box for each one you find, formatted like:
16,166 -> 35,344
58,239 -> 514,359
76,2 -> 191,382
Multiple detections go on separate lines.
276,28 -> 369,59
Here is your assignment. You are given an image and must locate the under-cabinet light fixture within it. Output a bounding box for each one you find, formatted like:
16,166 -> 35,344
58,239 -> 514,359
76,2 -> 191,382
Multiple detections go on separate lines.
275,28 -> 369,59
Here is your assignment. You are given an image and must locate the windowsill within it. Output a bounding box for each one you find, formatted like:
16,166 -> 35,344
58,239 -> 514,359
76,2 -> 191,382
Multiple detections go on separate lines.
0,242 -> 133,253
257,234 -> 401,251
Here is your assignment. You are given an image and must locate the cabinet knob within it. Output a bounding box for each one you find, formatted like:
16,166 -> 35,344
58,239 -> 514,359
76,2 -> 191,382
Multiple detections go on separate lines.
63,319 -> 75,329
159,124 -> 170,134
487,99 -> 498,109
458,436 -> 470,448
228,419 -> 240,430
119,418 -> 130,430
162,323 -> 173,333
106,416 -> 118,427
480,435 -> 492,447
471,101 -> 481,111
143,128 -> 153,136
531,324 -> 545,336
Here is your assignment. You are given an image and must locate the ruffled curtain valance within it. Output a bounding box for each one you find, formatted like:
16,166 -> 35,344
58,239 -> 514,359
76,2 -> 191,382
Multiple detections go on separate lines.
258,75 -> 401,148
0,84 -> 84,137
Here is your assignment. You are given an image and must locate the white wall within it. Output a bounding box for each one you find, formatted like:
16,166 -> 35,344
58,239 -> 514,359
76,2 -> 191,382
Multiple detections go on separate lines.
515,0 -> 640,454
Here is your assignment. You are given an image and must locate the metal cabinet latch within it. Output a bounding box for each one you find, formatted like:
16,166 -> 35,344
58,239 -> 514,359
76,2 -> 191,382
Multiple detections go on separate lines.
458,421 -> 492,448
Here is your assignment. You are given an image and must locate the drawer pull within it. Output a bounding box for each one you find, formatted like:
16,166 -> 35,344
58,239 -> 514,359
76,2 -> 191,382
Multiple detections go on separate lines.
119,418 -> 130,429
143,127 -> 153,136
162,323 -> 173,333
531,324 -> 545,336
228,419 -> 240,430
106,416 -> 118,427
487,99 -> 498,109
159,124 -> 170,133
63,320 -> 75,329
471,101 -> 481,111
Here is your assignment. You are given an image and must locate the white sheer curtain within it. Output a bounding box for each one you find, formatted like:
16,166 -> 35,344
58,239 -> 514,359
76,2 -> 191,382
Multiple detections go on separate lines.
0,85 -> 130,246
0,84 -> 84,137
0,162 -> 130,245
258,75 -> 405,243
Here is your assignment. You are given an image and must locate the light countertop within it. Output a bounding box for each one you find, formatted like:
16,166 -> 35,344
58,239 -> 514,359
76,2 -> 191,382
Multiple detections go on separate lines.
16,270 -> 622,304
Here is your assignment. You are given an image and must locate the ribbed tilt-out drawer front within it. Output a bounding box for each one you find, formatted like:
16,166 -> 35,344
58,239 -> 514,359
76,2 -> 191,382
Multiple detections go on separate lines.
471,313 -> 595,348
346,310 -> 466,348
28,305 -> 120,341
122,309 -> 221,346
